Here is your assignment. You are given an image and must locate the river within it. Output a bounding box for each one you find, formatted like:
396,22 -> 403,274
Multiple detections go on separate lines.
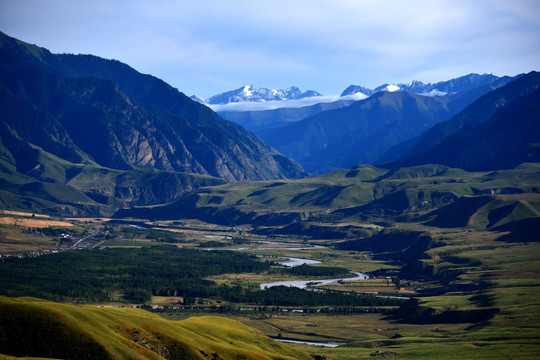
276,257 -> 321,267
222,240 -> 371,292
233,241 -> 324,251
260,271 -> 368,290
273,338 -> 342,348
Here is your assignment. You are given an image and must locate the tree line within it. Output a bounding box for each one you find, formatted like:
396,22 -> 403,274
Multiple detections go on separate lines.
0,246 -> 404,307
0,246 -> 267,302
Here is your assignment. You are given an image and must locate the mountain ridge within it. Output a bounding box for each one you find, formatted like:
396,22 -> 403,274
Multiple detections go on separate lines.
256,87 -> 508,174
196,73 -> 506,108
0,31 -> 307,183
380,77 -> 540,171
203,85 -> 323,105
342,73 -> 504,97
380,71 -> 540,169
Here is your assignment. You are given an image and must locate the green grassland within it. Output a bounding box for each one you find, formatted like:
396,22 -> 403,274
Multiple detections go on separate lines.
117,163 -> 540,234
1,219 -> 539,359
216,226 -> 539,359
0,296 -> 314,360
1,163 -> 539,358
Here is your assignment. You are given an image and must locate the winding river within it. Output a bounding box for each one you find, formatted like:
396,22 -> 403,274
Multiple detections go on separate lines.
260,271 -> 368,290
276,257 -> 322,267
273,338 -> 342,348
221,239 -> 370,291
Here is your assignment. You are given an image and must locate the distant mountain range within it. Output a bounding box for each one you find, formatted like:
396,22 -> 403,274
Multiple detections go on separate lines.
342,73 -> 502,97
197,85 -> 322,105
206,71 -> 539,175
216,74 -> 514,153
247,75 -> 521,174
381,71 -> 540,171
197,73 -> 503,108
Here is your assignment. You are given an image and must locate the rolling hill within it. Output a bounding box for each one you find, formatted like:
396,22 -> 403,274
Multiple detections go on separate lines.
116,163 -> 540,239
0,296 -> 314,360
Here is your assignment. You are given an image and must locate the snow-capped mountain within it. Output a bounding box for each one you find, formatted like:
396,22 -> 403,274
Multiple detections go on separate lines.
342,73 -> 502,97
193,74 -> 505,111
203,85 -> 322,105
340,85 -> 375,97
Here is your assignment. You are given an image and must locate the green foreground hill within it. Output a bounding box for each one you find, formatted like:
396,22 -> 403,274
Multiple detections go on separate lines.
0,296 -> 314,360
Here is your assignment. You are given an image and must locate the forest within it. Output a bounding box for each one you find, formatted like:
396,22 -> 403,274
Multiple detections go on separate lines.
0,246 -> 399,307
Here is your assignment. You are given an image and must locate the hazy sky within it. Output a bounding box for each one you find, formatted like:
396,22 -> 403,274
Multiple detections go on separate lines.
2,0 -> 539,98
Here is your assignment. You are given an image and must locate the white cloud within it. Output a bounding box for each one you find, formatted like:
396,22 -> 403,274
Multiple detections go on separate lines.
420,90 -> 448,97
208,93 -> 368,112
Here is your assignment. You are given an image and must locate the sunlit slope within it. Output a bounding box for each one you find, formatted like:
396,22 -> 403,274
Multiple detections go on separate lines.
117,163 -> 540,231
0,297 -> 314,360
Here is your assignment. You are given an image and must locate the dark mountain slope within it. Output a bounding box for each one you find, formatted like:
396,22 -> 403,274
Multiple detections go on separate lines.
383,75 -> 540,171
389,71 -> 540,162
258,90 -> 484,174
0,118 -> 225,216
0,32 -> 306,182
219,99 -> 356,132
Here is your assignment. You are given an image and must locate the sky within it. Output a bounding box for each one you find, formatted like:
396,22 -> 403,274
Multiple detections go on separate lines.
1,0 -> 539,99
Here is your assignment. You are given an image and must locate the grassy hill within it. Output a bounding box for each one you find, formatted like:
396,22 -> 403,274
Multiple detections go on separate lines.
0,296 -> 314,360
117,163 -> 540,232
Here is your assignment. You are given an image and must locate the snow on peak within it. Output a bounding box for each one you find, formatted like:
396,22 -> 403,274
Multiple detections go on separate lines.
384,84 -> 400,92
242,85 -> 253,97
206,85 -> 322,105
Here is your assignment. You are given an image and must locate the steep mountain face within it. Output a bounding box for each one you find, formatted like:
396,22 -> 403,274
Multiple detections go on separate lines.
383,85 -> 540,171
381,71 -> 540,170
0,138 -> 226,217
204,85 -> 322,104
0,32 -> 306,182
343,73 -> 503,97
257,90 -> 494,174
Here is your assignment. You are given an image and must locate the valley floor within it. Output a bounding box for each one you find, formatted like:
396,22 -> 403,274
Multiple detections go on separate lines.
0,212 -> 539,359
